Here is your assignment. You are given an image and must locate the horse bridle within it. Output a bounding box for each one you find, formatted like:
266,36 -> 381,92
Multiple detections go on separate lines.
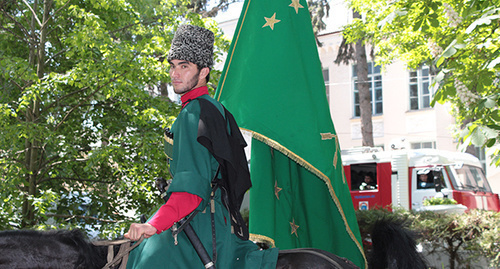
92,235 -> 145,269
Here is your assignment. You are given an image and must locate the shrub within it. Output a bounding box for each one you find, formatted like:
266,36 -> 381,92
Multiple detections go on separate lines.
423,197 -> 458,206
356,208 -> 500,269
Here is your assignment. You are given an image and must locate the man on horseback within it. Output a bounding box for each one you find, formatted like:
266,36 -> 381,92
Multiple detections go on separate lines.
123,24 -> 278,268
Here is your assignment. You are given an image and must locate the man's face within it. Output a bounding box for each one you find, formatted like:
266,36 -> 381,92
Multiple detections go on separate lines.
169,59 -> 204,95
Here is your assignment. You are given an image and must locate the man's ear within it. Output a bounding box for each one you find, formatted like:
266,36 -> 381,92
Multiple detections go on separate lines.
199,67 -> 210,81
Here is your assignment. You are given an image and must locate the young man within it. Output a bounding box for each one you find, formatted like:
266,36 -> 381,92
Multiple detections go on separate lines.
359,173 -> 377,190
418,171 -> 434,189
124,25 -> 278,268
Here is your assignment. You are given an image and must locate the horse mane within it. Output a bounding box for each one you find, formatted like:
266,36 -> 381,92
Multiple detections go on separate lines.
56,229 -> 108,268
369,217 -> 428,269
0,229 -> 108,269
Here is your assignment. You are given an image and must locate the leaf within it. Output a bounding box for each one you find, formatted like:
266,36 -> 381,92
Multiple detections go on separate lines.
485,97 -> 496,108
433,70 -> 445,83
428,13 -> 440,27
436,40 -> 457,67
480,125 -> 498,139
378,10 -> 398,28
413,17 -> 425,31
470,127 -> 487,146
487,56 -> 500,69
443,42 -> 458,58
486,138 -> 496,147
490,112 -> 500,122
465,15 -> 500,34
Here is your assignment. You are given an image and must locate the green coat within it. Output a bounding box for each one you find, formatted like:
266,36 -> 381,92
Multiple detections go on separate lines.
127,95 -> 278,268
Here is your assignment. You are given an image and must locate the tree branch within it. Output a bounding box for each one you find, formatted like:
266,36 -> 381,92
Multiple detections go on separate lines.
41,85 -> 89,114
22,0 -> 42,27
45,213 -> 119,223
53,48 -> 141,130
54,71 -> 129,131
43,0 -> 71,30
39,176 -> 116,185
44,47 -> 69,65
0,25 -> 31,43
0,7 -> 32,40
108,16 -> 163,36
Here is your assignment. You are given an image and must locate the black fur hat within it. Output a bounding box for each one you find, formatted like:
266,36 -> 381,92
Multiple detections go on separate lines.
167,25 -> 214,68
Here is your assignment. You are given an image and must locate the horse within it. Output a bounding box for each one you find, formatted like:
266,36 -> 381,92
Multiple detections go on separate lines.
0,217 -> 427,269
367,217 -> 427,269
0,229 -> 109,269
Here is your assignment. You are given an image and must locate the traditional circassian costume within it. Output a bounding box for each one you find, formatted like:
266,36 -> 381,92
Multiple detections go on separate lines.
126,25 -> 279,268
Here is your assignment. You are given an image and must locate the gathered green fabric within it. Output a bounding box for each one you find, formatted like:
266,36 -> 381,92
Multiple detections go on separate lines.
215,0 -> 366,267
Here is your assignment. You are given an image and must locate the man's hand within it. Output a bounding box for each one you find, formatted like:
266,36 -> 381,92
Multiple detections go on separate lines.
124,223 -> 157,241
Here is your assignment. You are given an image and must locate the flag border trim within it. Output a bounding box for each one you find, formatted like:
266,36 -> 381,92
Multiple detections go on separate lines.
249,233 -> 276,248
245,128 -> 367,267
216,0 -> 252,102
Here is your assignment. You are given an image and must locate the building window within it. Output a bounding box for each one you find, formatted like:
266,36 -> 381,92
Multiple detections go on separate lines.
474,146 -> 487,173
409,66 -> 432,110
410,141 -> 436,149
352,62 -> 383,117
323,68 -> 330,103
349,163 -> 377,191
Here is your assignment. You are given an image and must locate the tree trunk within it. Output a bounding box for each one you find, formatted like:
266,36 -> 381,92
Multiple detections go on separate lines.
21,0 -> 51,228
353,11 -> 374,147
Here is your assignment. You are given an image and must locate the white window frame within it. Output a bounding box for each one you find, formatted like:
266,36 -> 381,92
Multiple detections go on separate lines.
353,62 -> 383,117
323,68 -> 330,103
409,66 -> 433,110
410,141 -> 436,149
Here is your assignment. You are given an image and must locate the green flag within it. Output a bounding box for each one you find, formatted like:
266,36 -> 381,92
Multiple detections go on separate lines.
215,0 -> 366,267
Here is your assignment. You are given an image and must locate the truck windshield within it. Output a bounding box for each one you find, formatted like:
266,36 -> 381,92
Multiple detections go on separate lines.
447,165 -> 492,193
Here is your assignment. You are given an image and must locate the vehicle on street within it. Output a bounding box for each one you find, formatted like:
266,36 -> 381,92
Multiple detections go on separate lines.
342,147 -> 500,212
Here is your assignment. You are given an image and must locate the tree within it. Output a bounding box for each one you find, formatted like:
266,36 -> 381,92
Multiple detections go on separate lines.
0,0 -> 228,237
0,0 -> 332,237
342,0 -> 500,162
353,10 -> 374,147
335,10 -> 374,147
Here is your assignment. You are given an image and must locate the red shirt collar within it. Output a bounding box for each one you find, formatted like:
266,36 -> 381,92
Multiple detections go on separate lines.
181,86 -> 209,108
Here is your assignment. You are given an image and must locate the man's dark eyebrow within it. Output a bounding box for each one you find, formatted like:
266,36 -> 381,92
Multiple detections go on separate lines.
168,60 -> 191,68
172,60 -> 190,66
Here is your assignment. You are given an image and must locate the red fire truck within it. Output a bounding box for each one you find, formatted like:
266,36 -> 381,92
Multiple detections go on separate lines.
342,147 -> 500,212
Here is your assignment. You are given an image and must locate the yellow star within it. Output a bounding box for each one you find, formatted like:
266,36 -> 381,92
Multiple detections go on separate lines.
290,219 -> 300,237
274,180 -> 282,200
262,13 -> 280,30
289,0 -> 304,14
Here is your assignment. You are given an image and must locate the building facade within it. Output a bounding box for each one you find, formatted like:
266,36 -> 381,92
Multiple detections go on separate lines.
215,1 -> 500,193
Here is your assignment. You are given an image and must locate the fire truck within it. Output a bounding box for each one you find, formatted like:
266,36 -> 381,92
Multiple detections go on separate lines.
342,147 -> 500,212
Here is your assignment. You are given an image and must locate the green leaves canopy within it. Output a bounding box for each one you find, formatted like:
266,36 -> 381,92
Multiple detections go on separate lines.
344,0 -> 500,164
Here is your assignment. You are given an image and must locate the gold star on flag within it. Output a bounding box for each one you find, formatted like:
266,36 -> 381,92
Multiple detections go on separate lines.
262,13 -> 280,30
289,0 -> 304,14
274,180 -> 282,200
290,219 -> 300,237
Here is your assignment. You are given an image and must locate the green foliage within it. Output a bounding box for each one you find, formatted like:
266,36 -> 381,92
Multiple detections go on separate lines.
423,197 -> 458,206
357,208 -> 500,268
344,0 -> 500,164
0,0 -> 229,238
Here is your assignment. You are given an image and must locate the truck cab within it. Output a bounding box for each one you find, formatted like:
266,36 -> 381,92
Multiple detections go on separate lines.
342,148 -> 500,212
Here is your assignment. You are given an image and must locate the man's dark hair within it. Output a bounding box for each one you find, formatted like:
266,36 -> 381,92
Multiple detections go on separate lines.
197,64 -> 210,83
205,68 -> 211,83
